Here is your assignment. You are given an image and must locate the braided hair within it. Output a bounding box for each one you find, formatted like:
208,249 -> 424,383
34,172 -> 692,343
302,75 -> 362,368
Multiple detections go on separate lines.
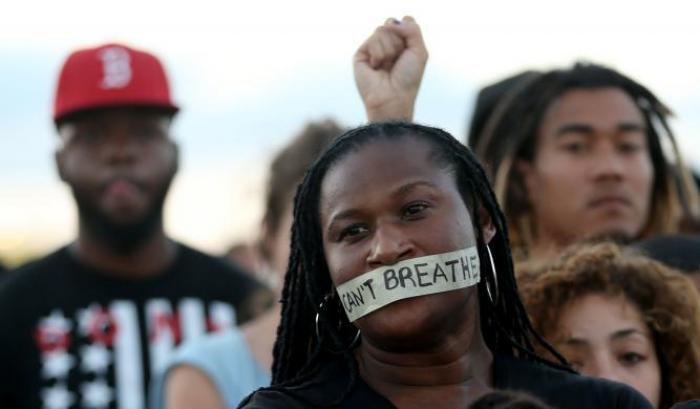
267,122 -> 569,404
471,62 -> 699,254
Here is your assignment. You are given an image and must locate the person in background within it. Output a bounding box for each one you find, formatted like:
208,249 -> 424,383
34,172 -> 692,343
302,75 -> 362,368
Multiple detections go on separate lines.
354,18 -> 700,265
518,242 -> 700,408
470,64 -> 700,262
151,119 -> 344,409
633,234 -> 700,291
0,43 -> 269,409
226,243 -> 264,275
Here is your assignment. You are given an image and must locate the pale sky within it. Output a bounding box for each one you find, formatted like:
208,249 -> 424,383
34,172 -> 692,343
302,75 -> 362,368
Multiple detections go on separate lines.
1,0 -> 699,263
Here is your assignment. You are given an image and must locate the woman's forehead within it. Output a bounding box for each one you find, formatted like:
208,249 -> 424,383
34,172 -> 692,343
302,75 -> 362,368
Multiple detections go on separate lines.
321,138 -> 448,194
320,140 -> 460,214
559,292 -> 650,336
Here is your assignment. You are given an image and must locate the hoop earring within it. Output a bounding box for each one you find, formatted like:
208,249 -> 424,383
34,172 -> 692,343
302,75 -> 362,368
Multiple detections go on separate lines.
314,294 -> 361,352
485,244 -> 499,305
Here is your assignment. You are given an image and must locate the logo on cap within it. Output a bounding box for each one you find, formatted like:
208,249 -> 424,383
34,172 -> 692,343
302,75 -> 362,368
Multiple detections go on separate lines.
99,46 -> 132,89
53,43 -> 179,122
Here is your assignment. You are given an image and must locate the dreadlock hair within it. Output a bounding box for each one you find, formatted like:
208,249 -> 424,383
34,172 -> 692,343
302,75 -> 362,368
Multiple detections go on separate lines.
268,122 -> 569,405
471,62 -> 699,257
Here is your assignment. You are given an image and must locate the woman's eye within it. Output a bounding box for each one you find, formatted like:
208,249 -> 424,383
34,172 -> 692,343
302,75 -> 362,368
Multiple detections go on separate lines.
338,224 -> 369,242
562,142 -> 587,154
402,202 -> 428,218
618,352 -> 645,366
618,142 -> 643,154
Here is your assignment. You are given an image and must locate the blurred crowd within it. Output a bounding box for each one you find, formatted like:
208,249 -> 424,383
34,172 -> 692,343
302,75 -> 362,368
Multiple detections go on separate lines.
0,16 -> 699,409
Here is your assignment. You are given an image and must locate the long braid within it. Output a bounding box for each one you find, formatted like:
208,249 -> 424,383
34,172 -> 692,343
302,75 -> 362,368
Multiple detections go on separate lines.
266,122 -> 572,407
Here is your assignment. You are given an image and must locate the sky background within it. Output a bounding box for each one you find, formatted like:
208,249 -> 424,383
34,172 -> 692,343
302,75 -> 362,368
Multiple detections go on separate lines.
1,0 -> 699,264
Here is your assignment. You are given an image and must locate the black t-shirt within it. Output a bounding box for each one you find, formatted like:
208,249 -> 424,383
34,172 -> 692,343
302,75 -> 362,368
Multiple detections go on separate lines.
0,243 -> 269,409
239,354 -> 653,409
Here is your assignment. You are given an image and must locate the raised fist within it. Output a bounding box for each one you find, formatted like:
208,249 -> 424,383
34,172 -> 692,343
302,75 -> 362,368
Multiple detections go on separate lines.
353,16 -> 428,122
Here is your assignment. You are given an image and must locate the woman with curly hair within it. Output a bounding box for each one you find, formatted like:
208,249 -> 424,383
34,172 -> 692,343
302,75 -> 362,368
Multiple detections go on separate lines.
518,242 -> 700,408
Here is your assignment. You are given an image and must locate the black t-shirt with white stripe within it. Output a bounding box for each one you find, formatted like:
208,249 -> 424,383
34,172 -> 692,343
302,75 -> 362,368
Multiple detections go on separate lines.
0,243 -> 269,409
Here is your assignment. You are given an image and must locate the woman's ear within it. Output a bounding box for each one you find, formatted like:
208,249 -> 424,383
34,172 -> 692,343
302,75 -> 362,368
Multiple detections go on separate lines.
478,206 -> 496,244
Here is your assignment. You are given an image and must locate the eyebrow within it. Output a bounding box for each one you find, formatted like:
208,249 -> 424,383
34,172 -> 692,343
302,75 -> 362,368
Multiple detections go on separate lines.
561,328 -> 647,347
561,337 -> 589,347
610,328 -> 647,342
555,121 -> 646,137
392,180 -> 439,198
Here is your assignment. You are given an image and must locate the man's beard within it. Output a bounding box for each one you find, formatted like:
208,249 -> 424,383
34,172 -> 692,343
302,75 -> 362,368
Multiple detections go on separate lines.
72,178 -> 173,254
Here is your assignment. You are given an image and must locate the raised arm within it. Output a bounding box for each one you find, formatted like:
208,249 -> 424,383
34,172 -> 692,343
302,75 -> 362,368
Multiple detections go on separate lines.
353,16 -> 428,122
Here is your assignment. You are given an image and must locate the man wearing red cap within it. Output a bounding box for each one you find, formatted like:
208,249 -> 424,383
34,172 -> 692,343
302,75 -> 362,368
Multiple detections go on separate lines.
0,43 -> 270,409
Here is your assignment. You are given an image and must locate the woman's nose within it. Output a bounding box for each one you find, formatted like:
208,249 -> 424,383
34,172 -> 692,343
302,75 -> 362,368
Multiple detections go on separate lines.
366,223 -> 414,269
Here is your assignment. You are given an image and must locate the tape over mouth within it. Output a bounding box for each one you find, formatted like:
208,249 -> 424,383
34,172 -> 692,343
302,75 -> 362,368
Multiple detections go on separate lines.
335,247 -> 480,322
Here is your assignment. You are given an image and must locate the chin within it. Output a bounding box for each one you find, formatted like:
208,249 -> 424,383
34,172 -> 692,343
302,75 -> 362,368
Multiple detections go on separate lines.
105,211 -> 149,226
584,224 -> 639,244
358,292 -> 473,351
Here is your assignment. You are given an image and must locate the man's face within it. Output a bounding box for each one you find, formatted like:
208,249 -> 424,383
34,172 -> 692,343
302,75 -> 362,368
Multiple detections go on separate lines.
519,87 -> 654,249
56,108 -> 178,250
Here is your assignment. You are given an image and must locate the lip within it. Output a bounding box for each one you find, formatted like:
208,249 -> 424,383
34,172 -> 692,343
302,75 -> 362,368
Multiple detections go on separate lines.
587,196 -> 632,209
101,176 -> 143,202
101,175 -> 141,192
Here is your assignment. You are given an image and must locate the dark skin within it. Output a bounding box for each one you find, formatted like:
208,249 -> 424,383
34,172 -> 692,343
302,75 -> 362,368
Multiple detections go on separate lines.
320,137 -> 495,408
55,108 -> 179,278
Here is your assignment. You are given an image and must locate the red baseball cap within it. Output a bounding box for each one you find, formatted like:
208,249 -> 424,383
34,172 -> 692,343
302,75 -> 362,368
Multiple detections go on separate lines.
53,43 -> 179,123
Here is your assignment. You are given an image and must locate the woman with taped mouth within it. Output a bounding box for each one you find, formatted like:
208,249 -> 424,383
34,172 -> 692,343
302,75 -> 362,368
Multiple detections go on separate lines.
238,120 -> 652,409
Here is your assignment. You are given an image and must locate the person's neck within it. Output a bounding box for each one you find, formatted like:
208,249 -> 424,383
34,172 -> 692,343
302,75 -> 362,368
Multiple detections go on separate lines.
528,228 -> 576,264
527,241 -> 564,264
356,321 -> 493,408
72,224 -> 176,279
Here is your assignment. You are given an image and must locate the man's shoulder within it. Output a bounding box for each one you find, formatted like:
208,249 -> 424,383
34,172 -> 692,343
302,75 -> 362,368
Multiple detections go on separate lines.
172,243 -> 272,322
0,247 -> 70,294
175,243 -> 252,278
496,355 -> 652,409
173,242 -> 267,292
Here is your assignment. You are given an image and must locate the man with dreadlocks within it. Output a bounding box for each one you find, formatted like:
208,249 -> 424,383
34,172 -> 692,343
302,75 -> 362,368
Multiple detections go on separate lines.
238,120 -> 651,408
471,64 -> 700,263
357,18 -> 700,265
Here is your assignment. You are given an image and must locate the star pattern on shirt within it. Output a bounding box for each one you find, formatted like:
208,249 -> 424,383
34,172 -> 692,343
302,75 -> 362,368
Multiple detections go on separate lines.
78,304 -> 100,334
39,310 -> 72,333
81,379 -> 114,409
81,344 -> 111,374
42,384 -> 75,409
42,351 -> 75,379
